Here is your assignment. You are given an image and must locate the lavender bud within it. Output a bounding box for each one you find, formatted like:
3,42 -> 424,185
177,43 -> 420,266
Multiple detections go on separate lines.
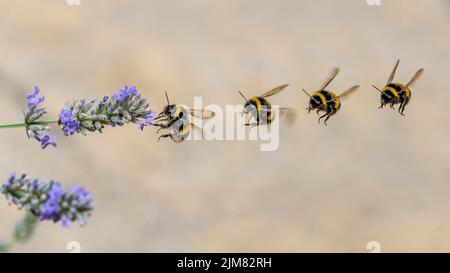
58,86 -> 156,136
1,173 -> 93,228
23,86 -> 57,149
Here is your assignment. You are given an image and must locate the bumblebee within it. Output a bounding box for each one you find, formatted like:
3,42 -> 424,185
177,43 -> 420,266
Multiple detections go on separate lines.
153,92 -> 215,142
372,59 -> 424,116
239,84 -> 296,127
301,68 -> 359,125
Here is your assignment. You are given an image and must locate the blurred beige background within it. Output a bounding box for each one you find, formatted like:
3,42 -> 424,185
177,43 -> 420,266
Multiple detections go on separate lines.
0,0 -> 450,252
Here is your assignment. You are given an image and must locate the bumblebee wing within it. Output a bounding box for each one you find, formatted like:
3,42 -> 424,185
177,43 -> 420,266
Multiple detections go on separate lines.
406,68 -> 424,88
320,67 -> 340,90
261,84 -> 289,98
387,59 -> 400,85
188,109 -> 216,119
279,107 -> 297,126
338,85 -> 359,99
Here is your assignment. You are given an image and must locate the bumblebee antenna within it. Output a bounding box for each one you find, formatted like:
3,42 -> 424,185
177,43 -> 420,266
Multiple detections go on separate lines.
165,91 -> 170,105
372,85 -> 384,93
238,91 -> 249,103
300,89 -> 312,98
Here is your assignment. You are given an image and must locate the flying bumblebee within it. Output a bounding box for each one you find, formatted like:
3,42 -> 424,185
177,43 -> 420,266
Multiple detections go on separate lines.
372,59 -> 424,116
152,92 -> 215,142
301,68 -> 359,125
238,84 -> 296,127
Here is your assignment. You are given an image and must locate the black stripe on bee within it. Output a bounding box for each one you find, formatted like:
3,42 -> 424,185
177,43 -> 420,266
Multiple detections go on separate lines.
259,97 -> 272,110
388,83 -> 403,93
310,94 -> 325,110
319,90 -> 333,101
258,97 -> 273,123
320,90 -> 338,110
383,89 -> 395,97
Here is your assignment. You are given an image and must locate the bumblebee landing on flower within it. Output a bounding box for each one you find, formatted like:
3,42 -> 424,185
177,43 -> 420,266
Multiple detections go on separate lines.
152,92 -> 215,142
238,84 -> 296,128
372,59 -> 424,116
301,68 -> 359,126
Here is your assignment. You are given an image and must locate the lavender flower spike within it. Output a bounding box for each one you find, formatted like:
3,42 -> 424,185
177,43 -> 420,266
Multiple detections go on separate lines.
1,173 -> 93,227
58,86 -> 156,136
24,86 -> 57,149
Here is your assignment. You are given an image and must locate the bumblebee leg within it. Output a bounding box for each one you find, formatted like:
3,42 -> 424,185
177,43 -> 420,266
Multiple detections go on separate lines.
152,123 -> 162,134
306,108 -> 311,113
153,122 -> 170,128
318,111 -> 330,124
400,97 -> 410,116
398,97 -> 406,116
153,112 -> 165,122
379,104 -> 384,109
316,109 -> 320,116
156,126 -> 165,134
155,117 -> 170,123
400,103 -> 406,116
323,109 -> 337,126
323,113 -> 331,126
157,133 -> 173,142
154,118 -> 178,133
398,102 -> 405,116
244,122 -> 260,128
154,123 -> 171,134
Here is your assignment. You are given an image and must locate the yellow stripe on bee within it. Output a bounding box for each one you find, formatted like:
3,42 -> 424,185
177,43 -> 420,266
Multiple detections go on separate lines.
268,109 -> 275,123
313,91 -> 327,107
173,105 -> 182,118
395,83 -> 411,99
252,96 -> 262,115
383,86 -> 400,99
330,92 -> 341,109
179,123 -> 191,136
403,87 -> 411,98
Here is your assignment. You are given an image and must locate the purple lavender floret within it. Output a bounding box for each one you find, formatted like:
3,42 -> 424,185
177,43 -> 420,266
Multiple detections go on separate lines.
113,86 -> 139,102
1,173 -> 93,228
138,111 -> 156,131
38,134 -> 57,149
39,183 -> 63,222
24,86 -> 57,149
60,119 -> 81,136
58,85 -> 155,136
59,106 -> 81,135
26,86 -> 45,108
59,108 -> 72,123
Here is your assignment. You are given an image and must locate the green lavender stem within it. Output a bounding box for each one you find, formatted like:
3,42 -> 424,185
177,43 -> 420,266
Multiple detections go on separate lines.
0,241 -> 12,252
0,213 -> 39,252
0,120 -> 59,129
